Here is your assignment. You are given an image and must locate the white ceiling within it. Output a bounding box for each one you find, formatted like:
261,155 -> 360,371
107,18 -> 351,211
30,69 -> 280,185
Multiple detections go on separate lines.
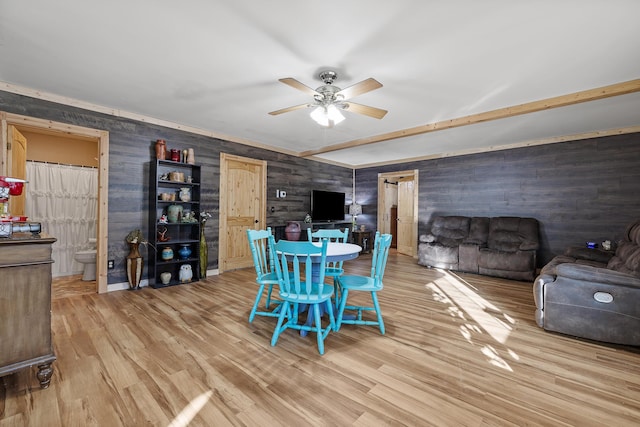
1,1 -> 639,168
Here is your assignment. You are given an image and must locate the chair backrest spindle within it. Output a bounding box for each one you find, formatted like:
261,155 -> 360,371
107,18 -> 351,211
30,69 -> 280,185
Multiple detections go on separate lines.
247,227 -> 276,279
370,232 -> 392,288
275,239 -> 328,297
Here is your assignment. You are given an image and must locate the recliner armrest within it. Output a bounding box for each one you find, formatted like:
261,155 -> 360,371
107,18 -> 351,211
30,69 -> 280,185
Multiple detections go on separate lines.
556,263 -> 640,288
519,240 -> 539,251
563,246 -> 614,264
419,233 -> 436,243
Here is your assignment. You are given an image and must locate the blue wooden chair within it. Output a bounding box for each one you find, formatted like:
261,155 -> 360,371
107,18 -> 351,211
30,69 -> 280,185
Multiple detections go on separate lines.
271,239 -> 335,355
307,227 -> 349,302
336,232 -> 392,334
246,228 -> 281,322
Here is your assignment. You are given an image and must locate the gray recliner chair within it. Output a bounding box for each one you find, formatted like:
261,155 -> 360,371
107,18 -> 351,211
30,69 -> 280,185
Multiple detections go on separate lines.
418,216 -> 471,270
534,219 -> 640,346
477,217 -> 540,282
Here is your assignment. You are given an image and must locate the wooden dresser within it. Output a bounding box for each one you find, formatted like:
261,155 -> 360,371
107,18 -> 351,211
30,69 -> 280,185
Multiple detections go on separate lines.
0,233 -> 56,388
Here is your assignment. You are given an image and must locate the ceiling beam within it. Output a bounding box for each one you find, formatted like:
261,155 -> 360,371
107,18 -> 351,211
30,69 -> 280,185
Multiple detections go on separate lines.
299,79 -> 640,157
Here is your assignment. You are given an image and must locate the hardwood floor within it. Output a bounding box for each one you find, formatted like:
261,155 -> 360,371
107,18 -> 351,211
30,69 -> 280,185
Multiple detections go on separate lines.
52,274 -> 96,299
2,253 -> 640,426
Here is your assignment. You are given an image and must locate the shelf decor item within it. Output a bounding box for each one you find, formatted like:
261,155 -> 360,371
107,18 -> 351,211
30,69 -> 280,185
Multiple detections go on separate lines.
178,244 -> 192,260
179,188 -> 191,202
125,229 -> 145,290
179,264 -> 193,282
155,139 -> 166,160
160,271 -> 171,285
161,246 -> 174,261
167,204 -> 183,223
187,148 -> 195,164
285,221 -> 301,240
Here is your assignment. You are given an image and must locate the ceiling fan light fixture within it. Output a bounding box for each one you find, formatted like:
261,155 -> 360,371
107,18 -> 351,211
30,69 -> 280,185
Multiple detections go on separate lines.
326,104 -> 345,124
310,106 -> 329,126
310,105 -> 345,127
271,70 -> 386,123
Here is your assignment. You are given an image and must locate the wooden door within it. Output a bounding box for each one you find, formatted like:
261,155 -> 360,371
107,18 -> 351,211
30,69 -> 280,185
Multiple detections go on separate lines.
7,125 -> 27,216
219,153 -> 266,272
390,205 -> 398,248
397,176 -> 415,256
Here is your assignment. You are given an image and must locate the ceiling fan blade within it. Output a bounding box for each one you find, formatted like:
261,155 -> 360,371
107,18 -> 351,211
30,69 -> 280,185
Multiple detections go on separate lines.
268,104 -> 310,116
278,78 -> 321,96
336,78 -> 382,100
343,102 -> 388,119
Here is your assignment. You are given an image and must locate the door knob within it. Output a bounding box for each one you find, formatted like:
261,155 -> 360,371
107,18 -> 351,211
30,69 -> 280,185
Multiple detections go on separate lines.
254,219 -> 259,223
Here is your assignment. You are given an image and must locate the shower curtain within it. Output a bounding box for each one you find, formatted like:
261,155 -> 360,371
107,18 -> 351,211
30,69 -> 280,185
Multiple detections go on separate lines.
25,161 -> 98,277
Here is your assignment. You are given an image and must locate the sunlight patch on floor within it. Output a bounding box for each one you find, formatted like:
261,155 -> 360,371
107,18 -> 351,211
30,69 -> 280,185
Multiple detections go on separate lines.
168,390 -> 213,427
425,269 -> 518,371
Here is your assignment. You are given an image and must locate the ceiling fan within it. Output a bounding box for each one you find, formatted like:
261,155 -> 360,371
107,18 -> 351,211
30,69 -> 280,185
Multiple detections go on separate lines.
269,70 -> 387,126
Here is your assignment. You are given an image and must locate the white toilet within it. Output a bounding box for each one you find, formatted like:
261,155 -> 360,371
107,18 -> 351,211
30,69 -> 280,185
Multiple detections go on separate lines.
75,238 -> 97,281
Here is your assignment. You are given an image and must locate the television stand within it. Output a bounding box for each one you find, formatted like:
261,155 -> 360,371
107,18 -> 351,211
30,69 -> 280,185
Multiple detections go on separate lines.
302,221 -> 352,232
270,221 -> 352,242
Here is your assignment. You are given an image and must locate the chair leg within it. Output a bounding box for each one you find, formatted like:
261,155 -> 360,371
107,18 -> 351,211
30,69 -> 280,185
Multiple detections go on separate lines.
371,291 -> 385,335
326,299 -> 336,332
249,283 -> 266,322
271,302 -> 290,347
335,288 -> 349,331
333,276 -> 342,307
265,284 -> 274,308
313,303 -> 325,355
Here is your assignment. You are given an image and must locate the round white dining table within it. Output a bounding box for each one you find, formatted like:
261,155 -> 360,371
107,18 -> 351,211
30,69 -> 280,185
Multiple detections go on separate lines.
316,242 -> 362,262
278,241 -> 362,260
277,241 -> 362,335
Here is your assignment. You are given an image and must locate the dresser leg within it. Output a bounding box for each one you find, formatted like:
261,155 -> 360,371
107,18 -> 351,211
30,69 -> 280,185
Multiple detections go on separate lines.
36,363 -> 53,389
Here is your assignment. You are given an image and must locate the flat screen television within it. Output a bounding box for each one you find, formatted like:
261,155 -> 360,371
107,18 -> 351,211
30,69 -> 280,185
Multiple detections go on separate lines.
311,190 -> 346,222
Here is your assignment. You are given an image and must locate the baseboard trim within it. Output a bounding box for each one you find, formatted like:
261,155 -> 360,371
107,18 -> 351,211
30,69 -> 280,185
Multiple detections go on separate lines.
106,269 -> 220,292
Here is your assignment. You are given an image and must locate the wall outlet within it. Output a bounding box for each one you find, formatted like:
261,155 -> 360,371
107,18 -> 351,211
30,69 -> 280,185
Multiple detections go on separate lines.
280,190 -> 286,198
107,259 -> 115,269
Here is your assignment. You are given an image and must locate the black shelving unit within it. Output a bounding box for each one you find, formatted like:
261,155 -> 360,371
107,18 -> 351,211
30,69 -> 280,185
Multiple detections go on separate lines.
149,159 -> 201,288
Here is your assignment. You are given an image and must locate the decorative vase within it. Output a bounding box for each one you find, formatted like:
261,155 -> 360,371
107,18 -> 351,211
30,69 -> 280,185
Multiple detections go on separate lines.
126,243 -> 143,290
179,188 -> 191,202
199,225 -> 207,278
155,139 -> 166,160
161,246 -> 174,261
178,244 -> 192,260
285,221 -> 301,241
167,204 -> 183,223
170,149 -> 180,162
182,149 -> 188,163
160,271 -> 171,285
187,148 -> 195,164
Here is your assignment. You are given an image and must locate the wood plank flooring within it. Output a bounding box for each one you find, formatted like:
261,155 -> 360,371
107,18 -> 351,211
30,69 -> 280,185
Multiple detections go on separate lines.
2,253 -> 640,426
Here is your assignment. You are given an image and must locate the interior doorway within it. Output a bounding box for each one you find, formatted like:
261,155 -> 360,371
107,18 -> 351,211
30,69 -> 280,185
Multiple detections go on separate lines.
1,112 -> 110,293
377,170 -> 418,257
218,153 -> 266,273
